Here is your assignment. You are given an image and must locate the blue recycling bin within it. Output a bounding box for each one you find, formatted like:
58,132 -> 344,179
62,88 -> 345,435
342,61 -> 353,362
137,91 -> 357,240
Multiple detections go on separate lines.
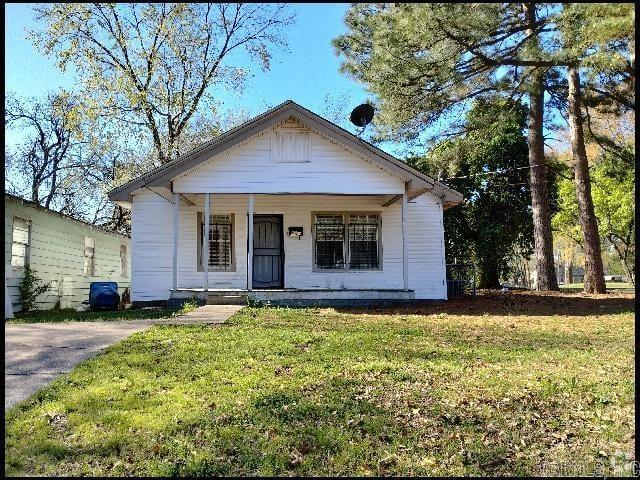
89,282 -> 120,310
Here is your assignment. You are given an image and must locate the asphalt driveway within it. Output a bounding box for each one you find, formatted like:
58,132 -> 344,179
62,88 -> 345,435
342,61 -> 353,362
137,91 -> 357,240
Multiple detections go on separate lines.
4,305 -> 243,410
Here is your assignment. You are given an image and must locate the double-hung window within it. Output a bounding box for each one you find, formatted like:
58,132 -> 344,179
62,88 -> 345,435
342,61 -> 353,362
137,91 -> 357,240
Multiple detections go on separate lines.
11,217 -> 31,268
199,214 -> 234,271
313,213 -> 381,270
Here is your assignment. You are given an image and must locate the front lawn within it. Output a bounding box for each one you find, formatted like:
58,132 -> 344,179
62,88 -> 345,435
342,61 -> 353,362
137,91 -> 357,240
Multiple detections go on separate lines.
4,292 -> 635,476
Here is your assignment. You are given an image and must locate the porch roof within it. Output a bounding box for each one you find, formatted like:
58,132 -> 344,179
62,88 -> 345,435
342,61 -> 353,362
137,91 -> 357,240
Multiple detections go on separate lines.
108,100 -> 463,209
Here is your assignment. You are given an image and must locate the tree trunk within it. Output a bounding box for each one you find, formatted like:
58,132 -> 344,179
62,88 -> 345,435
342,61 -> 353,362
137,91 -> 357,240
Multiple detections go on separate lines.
523,3 -> 558,291
522,257 -> 531,289
526,74 -> 559,290
564,260 -> 573,285
567,66 -> 606,294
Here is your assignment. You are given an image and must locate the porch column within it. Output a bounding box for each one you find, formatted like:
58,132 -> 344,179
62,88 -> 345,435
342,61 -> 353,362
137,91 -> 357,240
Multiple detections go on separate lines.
247,194 -> 254,291
402,185 -> 409,291
203,193 -> 210,292
173,193 -> 179,291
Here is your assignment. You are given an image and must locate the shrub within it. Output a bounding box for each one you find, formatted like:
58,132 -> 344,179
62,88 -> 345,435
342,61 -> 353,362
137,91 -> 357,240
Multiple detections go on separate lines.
18,265 -> 52,312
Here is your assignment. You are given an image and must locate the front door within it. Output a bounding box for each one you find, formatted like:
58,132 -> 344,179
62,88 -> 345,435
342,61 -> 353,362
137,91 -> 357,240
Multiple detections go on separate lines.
252,215 -> 284,288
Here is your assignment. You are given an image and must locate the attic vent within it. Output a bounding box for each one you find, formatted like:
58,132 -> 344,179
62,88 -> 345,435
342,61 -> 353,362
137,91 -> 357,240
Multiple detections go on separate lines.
271,128 -> 310,163
283,116 -> 302,127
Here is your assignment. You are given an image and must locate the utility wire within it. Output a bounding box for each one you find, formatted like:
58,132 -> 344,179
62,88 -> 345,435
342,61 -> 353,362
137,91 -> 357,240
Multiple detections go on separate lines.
441,163 -> 550,180
440,162 -> 578,183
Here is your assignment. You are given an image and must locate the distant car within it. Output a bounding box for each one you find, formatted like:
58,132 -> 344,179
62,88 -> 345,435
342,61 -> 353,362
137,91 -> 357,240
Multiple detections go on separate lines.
604,275 -> 624,282
89,282 -> 120,310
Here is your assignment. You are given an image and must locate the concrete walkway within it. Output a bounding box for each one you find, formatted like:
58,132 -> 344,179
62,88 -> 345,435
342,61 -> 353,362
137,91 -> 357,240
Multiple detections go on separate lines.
4,305 -> 243,410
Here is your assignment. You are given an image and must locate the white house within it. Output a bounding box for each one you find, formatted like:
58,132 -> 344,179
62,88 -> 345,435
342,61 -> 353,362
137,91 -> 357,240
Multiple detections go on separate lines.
108,101 -> 463,306
4,194 -> 131,312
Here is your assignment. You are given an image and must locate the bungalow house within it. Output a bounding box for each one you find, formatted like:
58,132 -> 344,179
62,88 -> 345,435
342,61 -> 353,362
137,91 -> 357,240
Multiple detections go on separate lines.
108,101 -> 463,306
4,194 -> 131,313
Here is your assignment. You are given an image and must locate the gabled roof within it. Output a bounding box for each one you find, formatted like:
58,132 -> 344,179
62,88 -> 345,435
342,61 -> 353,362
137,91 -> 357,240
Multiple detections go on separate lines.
108,100 -> 463,208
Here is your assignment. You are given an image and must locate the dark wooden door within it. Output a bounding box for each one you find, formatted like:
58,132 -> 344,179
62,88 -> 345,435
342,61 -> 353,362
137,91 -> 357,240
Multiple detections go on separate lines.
252,215 -> 283,288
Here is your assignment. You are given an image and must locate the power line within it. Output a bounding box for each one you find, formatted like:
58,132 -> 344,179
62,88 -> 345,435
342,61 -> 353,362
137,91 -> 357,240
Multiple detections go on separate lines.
441,163 -> 549,180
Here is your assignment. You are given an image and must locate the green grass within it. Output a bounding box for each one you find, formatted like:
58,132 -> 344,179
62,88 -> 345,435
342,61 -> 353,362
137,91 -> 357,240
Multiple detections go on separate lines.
8,301 -> 199,324
5,303 -> 635,476
559,282 -> 633,290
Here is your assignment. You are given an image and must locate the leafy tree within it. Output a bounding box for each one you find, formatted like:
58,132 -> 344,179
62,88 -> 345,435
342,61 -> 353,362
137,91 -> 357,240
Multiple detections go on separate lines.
553,150 -> 635,285
334,2 -> 634,293
334,2 -> 559,290
31,3 -> 294,164
556,3 -> 635,116
549,3 -> 633,293
408,97 -> 533,288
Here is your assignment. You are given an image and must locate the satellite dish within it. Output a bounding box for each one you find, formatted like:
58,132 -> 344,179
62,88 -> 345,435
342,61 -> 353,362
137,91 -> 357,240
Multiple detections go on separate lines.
349,103 -> 375,128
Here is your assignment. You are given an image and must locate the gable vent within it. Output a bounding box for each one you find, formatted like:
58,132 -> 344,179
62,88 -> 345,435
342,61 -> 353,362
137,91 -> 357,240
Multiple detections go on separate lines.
271,127 -> 310,163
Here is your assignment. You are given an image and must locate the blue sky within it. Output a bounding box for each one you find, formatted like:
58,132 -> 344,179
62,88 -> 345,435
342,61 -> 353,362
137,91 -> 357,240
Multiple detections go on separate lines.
5,3 -> 566,158
5,3 -> 383,146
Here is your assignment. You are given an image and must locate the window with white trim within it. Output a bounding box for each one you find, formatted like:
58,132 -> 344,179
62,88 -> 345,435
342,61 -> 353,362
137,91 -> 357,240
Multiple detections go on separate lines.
11,217 -> 31,268
120,244 -> 128,277
313,213 -> 381,270
84,237 -> 95,276
198,214 -> 234,271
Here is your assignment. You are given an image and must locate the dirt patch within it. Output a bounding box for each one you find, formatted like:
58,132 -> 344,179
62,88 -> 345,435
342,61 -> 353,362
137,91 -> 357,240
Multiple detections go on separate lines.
337,290 -> 635,317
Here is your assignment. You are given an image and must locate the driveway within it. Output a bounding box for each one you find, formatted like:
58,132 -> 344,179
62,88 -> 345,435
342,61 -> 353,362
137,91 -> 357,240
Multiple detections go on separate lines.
5,305 -> 243,410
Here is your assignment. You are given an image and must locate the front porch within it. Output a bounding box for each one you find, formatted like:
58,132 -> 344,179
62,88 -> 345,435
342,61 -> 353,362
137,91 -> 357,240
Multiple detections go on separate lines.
167,191 -> 415,296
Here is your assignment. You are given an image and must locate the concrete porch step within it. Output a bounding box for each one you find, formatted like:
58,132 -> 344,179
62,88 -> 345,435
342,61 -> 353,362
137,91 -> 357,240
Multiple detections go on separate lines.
205,293 -> 248,305
169,289 -> 248,307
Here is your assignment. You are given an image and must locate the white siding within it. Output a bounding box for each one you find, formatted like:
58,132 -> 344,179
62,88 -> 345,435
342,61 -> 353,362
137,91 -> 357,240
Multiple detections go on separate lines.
172,125 -> 405,195
407,194 -> 448,299
4,199 -> 131,312
130,190 -> 174,302
130,191 -> 447,301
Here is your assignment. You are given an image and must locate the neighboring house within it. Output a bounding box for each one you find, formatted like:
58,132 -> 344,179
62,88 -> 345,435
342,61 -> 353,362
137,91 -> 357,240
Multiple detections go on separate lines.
4,194 -> 131,312
556,266 -> 585,285
109,101 -> 463,306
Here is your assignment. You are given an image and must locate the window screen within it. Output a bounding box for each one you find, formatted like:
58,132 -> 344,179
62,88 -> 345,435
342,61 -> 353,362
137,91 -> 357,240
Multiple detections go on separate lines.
314,214 -> 345,269
84,237 -> 95,276
11,217 -> 30,268
348,214 -> 379,269
201,214 -> 233,271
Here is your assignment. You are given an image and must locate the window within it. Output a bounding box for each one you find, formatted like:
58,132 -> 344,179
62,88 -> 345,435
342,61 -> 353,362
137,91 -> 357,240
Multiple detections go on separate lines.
84,237 -> 95,276
347,214 -> 379,269
120,244 -> 128,277
198,214 -> 234,271
314,215 -> 345,269
271,128 -> 310,162
11,217 -> 31,268
313,213 -> 381,270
